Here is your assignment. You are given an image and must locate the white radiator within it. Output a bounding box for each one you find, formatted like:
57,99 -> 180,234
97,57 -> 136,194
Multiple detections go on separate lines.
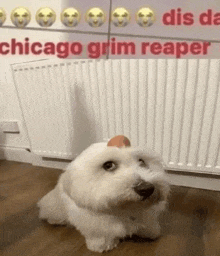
12,59 -> 220,174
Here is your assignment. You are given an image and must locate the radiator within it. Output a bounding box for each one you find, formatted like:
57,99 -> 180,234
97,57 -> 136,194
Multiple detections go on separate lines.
12,59 -> 220,174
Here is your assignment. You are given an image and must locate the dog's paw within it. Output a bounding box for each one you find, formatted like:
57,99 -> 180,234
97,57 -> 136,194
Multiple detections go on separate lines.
47,218 -> 67,225
86,237 -> 119,253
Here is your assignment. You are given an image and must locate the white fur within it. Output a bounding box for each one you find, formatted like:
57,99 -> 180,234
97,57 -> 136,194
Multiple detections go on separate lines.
38,142 -> 170,253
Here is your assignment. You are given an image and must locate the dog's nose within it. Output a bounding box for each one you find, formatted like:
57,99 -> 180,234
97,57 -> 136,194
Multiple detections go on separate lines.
134,182 -> 155,200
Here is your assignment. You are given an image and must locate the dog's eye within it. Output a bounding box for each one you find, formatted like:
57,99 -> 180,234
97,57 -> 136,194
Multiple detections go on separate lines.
103,161 -> 117,171
138,159 -> 148,168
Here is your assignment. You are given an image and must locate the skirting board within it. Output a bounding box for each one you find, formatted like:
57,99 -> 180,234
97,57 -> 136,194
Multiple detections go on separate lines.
1,146 -> 220,191
0,147 -> 71,170
166,170 -> 220,191
32,155 -> 71,170
0,146 -> 32,164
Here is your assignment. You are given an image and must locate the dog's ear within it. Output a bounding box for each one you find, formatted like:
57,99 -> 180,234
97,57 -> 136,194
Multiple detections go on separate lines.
61,160 -> 76,198
61,169 -> 73,199
63,160 -> 76,172
149,155 -> 166,172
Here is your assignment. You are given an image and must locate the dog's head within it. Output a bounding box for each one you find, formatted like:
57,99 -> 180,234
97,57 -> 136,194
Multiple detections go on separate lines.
63,140 -> 169,212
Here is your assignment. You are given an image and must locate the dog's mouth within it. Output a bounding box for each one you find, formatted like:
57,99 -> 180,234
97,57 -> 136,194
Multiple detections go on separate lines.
116,188 -> 162,210
147,189 -> 161,203
111,189 -> 162,213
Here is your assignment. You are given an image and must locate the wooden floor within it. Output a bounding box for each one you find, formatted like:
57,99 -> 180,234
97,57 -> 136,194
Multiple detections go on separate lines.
1,160 -> 220,256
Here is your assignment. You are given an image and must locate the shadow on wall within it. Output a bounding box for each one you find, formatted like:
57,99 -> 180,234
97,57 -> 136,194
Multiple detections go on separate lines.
62,0 -> 102,154
70,83 -> 97,154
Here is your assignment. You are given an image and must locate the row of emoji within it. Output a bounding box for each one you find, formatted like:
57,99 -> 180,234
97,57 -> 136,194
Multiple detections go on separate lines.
0,7 -> 155,28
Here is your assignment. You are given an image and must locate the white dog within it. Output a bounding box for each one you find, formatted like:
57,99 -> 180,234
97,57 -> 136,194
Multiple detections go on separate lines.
38,136 -> 170,253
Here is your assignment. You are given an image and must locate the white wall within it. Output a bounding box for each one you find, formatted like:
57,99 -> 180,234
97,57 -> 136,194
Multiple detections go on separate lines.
0,0 -> 66,149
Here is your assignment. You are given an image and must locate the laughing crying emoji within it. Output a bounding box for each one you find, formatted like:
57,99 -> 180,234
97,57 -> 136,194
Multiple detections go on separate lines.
61,7 -> 80,27
85,7 -> 105,27
36,7 -> 56,27
111,7 -> 130,27
136,7 -> 155,27
11,7 -> 31,28
0,8 -> 6,26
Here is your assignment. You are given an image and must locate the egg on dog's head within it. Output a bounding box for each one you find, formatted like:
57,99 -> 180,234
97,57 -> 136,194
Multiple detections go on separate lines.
107,135 -> 131,148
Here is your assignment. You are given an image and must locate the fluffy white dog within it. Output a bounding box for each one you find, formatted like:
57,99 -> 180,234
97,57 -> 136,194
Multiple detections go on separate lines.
38,136 -> 170,253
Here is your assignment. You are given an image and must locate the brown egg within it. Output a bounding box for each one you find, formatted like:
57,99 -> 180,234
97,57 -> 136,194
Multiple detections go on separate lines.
107,135 -> 131,148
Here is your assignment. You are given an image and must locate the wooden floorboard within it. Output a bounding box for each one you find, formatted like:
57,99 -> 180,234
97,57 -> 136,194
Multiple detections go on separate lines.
1,160 -> 220,256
